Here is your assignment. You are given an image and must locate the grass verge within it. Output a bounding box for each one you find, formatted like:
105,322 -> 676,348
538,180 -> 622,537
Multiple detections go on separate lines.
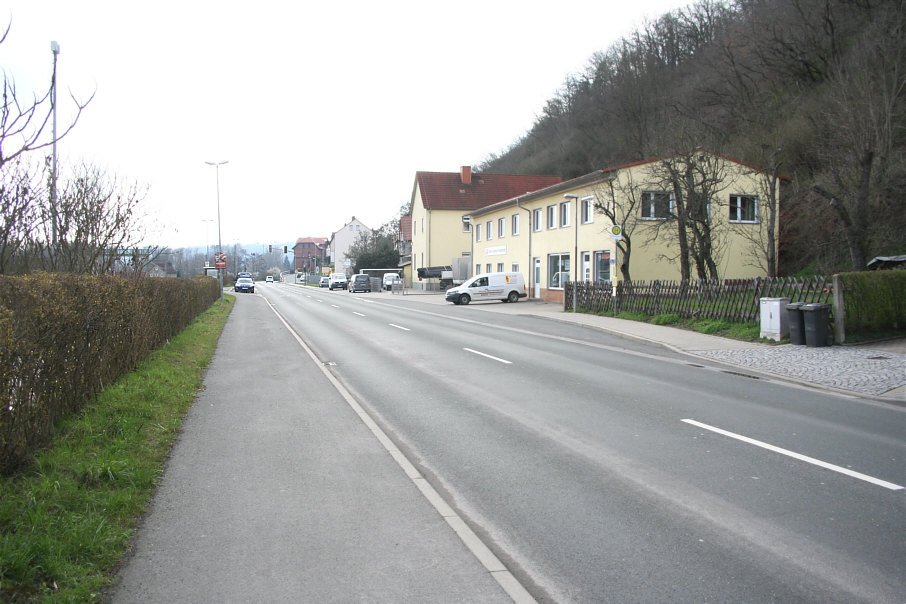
0,295 -> 234,603
600,310 -> 766,342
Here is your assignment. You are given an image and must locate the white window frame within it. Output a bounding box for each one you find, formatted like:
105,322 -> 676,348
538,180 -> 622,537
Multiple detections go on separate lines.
475,223 -> 482,242
497,262 -> 504,272
512,262 -> 520,273
641,191 -> 673,220
486,221 -> 493,240
547,252 -> 571,290
729,194 -> 759,223
560,201 -> 571,228
512,213 -> 520,236
533,208 -> 542,232
498,217 -> 505,238
547,205 -> 557,229
581,196 -> 594,224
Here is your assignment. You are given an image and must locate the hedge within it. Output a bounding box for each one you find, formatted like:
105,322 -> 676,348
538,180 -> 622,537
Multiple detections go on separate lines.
0,274 -> 221,474
839,270 -> 906,335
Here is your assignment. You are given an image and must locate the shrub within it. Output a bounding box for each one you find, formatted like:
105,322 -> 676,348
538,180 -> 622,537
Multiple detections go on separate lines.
651,313 -> 682,326
840,270 -> 906,334
0,274 -> 220,474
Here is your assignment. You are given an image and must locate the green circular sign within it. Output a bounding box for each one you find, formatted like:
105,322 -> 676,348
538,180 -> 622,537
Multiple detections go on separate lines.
611,225 -> 622,236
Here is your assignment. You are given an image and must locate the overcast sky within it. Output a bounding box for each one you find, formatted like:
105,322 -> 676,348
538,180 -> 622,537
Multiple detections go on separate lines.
2,0 -> 689,252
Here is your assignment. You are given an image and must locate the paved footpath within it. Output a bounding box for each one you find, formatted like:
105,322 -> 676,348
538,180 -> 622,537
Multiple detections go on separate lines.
112,293 -> 515,603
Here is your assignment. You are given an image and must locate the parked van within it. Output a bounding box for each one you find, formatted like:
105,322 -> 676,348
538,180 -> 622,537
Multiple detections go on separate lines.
445,272 -> 526,305
328,273 -> 348,290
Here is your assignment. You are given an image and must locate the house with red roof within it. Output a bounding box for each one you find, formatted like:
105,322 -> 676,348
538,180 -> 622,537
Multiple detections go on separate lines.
410,166 -> 561,286
292,237 -> 328,274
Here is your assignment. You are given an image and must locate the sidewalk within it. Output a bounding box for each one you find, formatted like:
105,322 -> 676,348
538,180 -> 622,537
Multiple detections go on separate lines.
389,290 -> 906,403
112,293 -> 515,603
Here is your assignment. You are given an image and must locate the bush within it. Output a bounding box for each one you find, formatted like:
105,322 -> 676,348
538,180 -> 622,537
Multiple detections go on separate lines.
0,274 -> 220,474
840,270 -> 906,334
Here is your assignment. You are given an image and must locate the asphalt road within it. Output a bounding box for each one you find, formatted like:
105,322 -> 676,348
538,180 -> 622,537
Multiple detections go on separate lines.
258,284 -> 905,603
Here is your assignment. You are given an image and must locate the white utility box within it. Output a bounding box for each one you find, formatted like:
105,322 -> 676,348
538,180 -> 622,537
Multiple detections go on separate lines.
760,297 -> 790,341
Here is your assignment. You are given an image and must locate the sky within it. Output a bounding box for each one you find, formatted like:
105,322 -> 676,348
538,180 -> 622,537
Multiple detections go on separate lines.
2,0 -> 690,253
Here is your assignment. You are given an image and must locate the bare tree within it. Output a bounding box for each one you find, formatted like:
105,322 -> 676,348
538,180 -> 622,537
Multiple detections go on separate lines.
592,173 -> 645,283
0,23 -> 94,171
808,2 -> 906,270
31,163 -> 150,274
0,155 -> 43,273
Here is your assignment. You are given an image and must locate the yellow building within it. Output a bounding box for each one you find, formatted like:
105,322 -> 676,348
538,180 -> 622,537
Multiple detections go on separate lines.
409,167 -> 561,287
468,152 -> 781,303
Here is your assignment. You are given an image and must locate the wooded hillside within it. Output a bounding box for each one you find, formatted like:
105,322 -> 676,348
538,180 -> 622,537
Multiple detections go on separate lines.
480,0 -> 905,276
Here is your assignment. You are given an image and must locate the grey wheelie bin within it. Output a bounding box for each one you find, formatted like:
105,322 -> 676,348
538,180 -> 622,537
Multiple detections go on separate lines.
786,302 -> 806,345
801,303 -> 831,347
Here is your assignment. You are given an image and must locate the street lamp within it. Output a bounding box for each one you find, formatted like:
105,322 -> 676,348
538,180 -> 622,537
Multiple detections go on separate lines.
50,41 -> 60,251
564,193 -> 579,313
205,160 -> 228,302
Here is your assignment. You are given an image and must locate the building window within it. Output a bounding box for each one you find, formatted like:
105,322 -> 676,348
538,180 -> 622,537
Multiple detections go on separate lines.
463,217 -> 472,232
533,208 -> 542,232
641,191 -> 673,219
547,205 -> 557,229
560,201 -> 570,227
730,195 -> 758,223
512,262 -> 520,273
486,221 -> 493,240
497,262 -> 504,272
476,263 -> 481,276
548,253 -> 571,289
582,197 -> 594,224
512,213 -> 520,235
594,250 -> 611,283
498,217 -> 505,238
486,263 -> 492,273
475,223 -> 482,242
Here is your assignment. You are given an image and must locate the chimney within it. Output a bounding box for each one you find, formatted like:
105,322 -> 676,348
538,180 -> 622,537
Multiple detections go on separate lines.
460,165 -> 472,185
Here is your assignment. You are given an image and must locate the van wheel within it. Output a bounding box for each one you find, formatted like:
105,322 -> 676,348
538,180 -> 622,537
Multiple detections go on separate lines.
507,291 -> 519,303
459,294 -> 470,305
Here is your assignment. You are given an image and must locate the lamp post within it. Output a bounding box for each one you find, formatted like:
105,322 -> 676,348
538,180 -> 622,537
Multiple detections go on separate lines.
564,194 -> 579,313
50,41 -> 60,252
205,160 -> 228,302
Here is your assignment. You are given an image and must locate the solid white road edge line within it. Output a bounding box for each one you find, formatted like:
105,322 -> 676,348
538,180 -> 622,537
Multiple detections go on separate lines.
682,419 -> 904,491
263,297 -> 536,603
464,348 -> 513,364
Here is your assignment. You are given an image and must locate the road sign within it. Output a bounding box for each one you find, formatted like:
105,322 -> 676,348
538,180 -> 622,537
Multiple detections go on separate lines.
610,225 -> 623,241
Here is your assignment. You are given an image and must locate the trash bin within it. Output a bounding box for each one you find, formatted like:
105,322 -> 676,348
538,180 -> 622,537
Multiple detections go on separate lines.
786,302 -> 805,345
801,303 -> 831,347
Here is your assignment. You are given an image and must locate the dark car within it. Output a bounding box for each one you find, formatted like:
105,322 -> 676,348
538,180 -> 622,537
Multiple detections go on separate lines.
234,277 -> 255,293
347,274 -> 372,293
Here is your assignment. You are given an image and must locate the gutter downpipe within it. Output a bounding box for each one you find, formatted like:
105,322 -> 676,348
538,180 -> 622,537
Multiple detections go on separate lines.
516,197 -> 533,298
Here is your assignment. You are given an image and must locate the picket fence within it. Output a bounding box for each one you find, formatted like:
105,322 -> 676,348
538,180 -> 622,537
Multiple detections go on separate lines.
565,277 -> 833,323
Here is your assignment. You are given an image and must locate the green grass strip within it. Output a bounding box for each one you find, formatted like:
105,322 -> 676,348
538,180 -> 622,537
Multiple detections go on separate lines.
0,295 -> 234,603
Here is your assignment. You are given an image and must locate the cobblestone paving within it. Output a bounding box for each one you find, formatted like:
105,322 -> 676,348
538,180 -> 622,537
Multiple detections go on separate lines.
689,345 -> 906,396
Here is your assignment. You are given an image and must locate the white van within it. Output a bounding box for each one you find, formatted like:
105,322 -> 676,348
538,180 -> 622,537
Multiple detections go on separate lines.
445,272 -> 526,305
328,273 -> 348,290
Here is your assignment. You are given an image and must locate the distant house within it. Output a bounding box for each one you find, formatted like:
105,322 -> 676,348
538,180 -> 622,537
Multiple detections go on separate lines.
147,260 -> 178,278
467,152 -> 782,302
329,216 -> 370,276
292,237 -> 328,274
397,215 -> 413,285
409,166 -> 561,285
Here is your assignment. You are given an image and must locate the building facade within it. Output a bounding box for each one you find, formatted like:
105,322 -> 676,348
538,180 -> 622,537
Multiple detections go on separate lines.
468,153 -> 781,302
292,237 -> 328,274
329,216 -> 370,276
409,166 -> 561,287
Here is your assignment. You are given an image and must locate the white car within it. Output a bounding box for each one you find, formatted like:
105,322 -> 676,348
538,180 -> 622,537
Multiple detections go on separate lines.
265,275 -> 274,283
328,273 -> 348,290
382,273 -> 401,290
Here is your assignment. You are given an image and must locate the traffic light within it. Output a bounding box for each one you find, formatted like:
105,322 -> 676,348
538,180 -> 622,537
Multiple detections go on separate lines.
283,246 -> 288,254
268,245 -> 273,253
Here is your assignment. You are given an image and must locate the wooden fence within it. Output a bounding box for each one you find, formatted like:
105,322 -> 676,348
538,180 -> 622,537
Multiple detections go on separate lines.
565,277 -> 833,323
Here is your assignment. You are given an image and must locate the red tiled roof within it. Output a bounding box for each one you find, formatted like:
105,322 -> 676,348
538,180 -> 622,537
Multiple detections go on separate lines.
399,215 -> 412,241
294,237 -> 327,246
414,171 -> 562,211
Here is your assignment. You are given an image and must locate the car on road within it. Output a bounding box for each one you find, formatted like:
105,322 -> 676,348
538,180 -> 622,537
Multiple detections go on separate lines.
382,273 -> 402,290
266,275 -> 274,283
237,271 -> 252,279
328,273 -> 348,290
348,274 -> 372,293
319,276 -> 329,288
445,272 -> 526,305
234,277 -> 255,293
